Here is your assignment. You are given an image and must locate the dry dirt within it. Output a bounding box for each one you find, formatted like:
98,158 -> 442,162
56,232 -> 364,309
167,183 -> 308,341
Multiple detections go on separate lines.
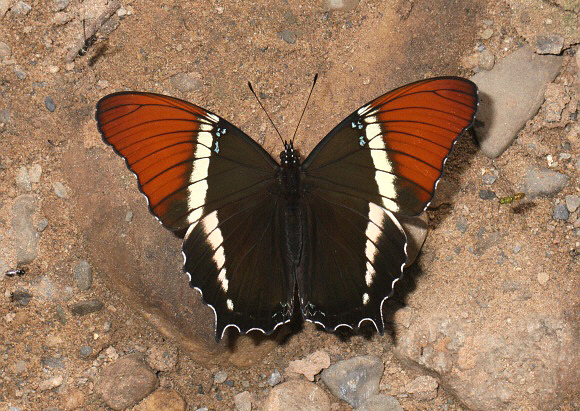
0,0 -> 578,410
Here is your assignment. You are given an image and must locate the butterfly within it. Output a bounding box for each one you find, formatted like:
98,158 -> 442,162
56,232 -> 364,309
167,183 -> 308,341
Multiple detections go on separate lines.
96,76 -> 478,340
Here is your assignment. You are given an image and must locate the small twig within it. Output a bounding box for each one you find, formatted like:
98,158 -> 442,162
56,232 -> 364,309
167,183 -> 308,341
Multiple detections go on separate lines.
65,0 -> 121,63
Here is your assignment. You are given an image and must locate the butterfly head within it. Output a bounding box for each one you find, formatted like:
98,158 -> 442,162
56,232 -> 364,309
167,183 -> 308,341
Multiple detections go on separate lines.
280,141 -> 300,167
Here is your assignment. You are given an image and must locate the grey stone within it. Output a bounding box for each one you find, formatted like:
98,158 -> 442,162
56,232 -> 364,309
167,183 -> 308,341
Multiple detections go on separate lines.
74,260 -> 92,290
45,96 -> 56,112
358,394 -> 403,411
267,369 -> 281,386
15,166 -> 31,191
263,380 -> 330,411
324,0 -> 360,11
471,46 -> 562,158
95,354 -> 158,410
456,216 -> 468,233
213,370 -> 228,384
12,195 -> 39,264
0,108 -> 10,124
479,189 -> 496,200
321,355 -> 383,408
280,29 -> 297,44
522,167 -> 569,197
552,204 -> 569,220
170,72 -> 203,93
80,346 -> 93,357
42,356 -> 65,368
0,41 -> 10,61
28,164 -> 42,183
53,181 -> 68,198
69,299 -> 104,316
478,49 -> 495,70
565,195 -> 580,213
52,0 -> 68,11
11,1 -> 31,15
535,35 -> 565,55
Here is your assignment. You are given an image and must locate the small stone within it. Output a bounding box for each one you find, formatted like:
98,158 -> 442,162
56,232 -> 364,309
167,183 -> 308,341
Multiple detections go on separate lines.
263,380 -> 330,411
479,189 -> 497,200
404,375 -> 439,401
565,195 -> 580,213
321,355 -> 383,408
134,389 -> 186,411
535,35 -> 565,55
553,204 -> 569,220
69,299 -> 104,316
28,164 -> 42,183
537,272 -> 549,285
11,289 -> 33,306
170,72 -> 203,93
11,1 -> 31,14
267,369 -> 282,386
53,182 -> 68,198
513,243 -> 522,254
0,41 -> 11,61
96,79 -> 109,89
38,375 -> 64,391
45,96 -> 56,112
214,370 -> 228,384
0,108 -> 10,124
280,29 -> 297,44
478,50 -> 495,71
48,65 -> 60,74
52,0 -> 69,11
11,360 -> 28,374
481,28 -> 493,39
95,354 -> 158,410
15,166 -> 31,191
456,216 -> 468,233
358,394 -> 403,411
80,345 -> 93,358
125,210 -> 134,222
523,168 -> 568,198
41,356 -> 64,368
286,350 -> 331,381
324,0 -> 360,11
74,260 -> 92,290
233,391 -> 252,411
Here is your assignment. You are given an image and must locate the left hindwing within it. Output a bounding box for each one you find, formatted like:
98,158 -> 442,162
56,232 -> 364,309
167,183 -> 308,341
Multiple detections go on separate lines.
300,77 -> 478,331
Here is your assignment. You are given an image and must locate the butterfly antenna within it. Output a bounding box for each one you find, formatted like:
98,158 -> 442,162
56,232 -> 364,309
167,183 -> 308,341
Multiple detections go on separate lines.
291,73 -> 318,143
248,81 -> 285,145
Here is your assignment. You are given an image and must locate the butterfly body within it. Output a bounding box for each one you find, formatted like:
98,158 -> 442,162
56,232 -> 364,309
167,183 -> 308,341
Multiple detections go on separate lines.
96,77 -> 478,340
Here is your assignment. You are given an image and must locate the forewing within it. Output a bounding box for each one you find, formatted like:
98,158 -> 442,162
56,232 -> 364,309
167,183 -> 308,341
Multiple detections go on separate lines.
96,92 -> 293,339
303,77 -> 478,216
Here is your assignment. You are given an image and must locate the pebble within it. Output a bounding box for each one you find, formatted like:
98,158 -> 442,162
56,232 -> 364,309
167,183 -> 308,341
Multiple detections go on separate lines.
12,195 -> 39,264
52,0 -> 68,12
45,96 -> 56,112
404,375 -> 439,400
537,272 -> 549,285
80,345 -> 93,357
146,344 -> 178,372
15,166 -> 31,191
170,72 -> 203,93
267,369 -> 282,386
535,35 -> 565,55
0,108 -> 10,124
481,28 -> 493,40
11,1 -> 31,14
28,164 -> 42,183
358,394 -> 403,411
565,195 -> 580,213
285,350 -> 331,381
96,79 -> 109,89
479,189 -> 496,200
234,390 -> 252,411
471,46 -> 562,158
74,260 -> 93,290
263,380 -> 330,411
38,375 -> 63,390
523,168 -> 569,198
455,216 -> 468,233
95,355 -> 158,410
133,388 -> 186,411
53,181 -> 68,198
214,370 -> 228,384
553,204 -> 569,220
280,29 -> 297,44
321,355 -> 383,408
0,41 -> 10,61
324,0 -> 360,11
478,49 -> 495,71
41,356 -> 64,368
125,210 -> 134,222
69,299 -> 104,316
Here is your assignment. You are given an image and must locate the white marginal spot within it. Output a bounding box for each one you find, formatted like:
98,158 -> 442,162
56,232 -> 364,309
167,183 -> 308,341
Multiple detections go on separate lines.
362,293 -> 370,305
365,117 -> 399,213
226,299 -> 234,311
218,268 -> 228,292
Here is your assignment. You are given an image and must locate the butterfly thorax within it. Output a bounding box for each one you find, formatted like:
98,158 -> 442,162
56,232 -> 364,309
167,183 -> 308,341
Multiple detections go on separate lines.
279,141 -> 305,265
